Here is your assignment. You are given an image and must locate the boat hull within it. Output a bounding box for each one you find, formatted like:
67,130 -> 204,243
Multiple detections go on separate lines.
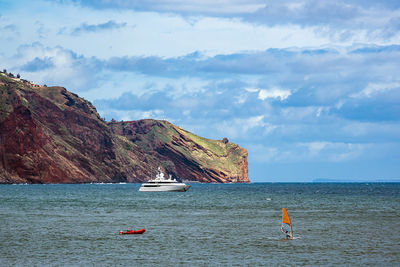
139,184 -> 191,192
120,229 -> 146,235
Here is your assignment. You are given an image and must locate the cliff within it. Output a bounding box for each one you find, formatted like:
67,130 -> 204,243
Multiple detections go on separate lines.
0,73 -> 249,183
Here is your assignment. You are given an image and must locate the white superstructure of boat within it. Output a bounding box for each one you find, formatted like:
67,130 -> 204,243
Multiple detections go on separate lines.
139,167 -> 191,192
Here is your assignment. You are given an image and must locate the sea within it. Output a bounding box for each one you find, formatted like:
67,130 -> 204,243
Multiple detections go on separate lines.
0,183 -> 399,266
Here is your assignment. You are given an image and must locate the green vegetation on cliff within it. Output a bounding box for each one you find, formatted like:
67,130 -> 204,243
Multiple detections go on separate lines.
109,120 -> 248,183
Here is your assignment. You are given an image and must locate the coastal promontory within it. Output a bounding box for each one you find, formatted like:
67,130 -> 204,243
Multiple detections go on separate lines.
0,72 -> 249,184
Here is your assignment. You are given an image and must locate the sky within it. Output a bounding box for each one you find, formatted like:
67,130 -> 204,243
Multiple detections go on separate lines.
1,0 -> 400,182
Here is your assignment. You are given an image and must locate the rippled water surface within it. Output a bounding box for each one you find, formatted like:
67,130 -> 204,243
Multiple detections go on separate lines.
1,183 -> 399,266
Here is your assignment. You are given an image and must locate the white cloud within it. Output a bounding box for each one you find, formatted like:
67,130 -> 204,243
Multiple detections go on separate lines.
0,1 -> 336,59
307,141 -> 328,154
75,0 -> 267,15
99,108 -> 166,121
234,94 -> 247,104
351,82 -> 400,98
245,87 -> 259,93
263,123 -> 278,135
258,87 -> 291,101
151,0 -> 266,14
246,115 -> 265,128
216,115 -> 265,139
0,43 -> 102,91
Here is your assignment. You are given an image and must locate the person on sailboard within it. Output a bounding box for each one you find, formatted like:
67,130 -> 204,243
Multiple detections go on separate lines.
285,230 -> 291,239
280,227 -> 291,239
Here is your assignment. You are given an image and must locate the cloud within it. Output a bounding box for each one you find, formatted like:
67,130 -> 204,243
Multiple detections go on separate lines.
21,57 -> 54,71
107,56 -> 170,75
2,24 -> 18,32
103,45 -> 400,83
332,96 -> 400,122
68,20 -> 127,35
258,87 -> 291,101
248,1 -> 360,26
351,82 -> 400,98
66,0 -> 266,15
88,44 -> 400,127
7,43 -> 103,91
64,0 -> 400,41
215,115 -> 266,139
102,108 -> 166,122
0,23 -> 20,42
4,42 -> 400,126
93,81 -> 260,122
5,0 -> 400,62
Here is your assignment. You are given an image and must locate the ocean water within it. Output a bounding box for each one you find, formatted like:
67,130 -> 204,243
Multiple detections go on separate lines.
0,183 -> 399,266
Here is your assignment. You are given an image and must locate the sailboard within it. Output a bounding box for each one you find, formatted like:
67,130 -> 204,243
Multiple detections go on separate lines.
280,208 -> 293,239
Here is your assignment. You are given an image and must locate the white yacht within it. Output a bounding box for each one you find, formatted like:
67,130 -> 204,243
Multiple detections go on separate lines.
139,167 -> 191,192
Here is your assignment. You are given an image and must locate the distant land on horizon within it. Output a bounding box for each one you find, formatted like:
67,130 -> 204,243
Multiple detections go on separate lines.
313,178 -> 400,183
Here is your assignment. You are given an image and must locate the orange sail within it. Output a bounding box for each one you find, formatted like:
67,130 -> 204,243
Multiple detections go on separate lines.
282,208 -> 291,225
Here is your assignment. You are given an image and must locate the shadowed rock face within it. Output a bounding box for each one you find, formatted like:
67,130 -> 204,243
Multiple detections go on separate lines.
0,74 -> 249,184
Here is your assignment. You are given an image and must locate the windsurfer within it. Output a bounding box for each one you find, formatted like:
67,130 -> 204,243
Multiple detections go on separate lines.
281,208 -> 293,239
280,227 -> 291,239
285,231 -> 291,239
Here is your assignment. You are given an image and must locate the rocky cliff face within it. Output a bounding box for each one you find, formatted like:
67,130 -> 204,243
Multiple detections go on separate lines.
0,74 -> 249,184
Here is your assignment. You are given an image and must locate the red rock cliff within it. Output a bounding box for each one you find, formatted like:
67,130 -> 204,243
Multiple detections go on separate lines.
0,74 -> 249,183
